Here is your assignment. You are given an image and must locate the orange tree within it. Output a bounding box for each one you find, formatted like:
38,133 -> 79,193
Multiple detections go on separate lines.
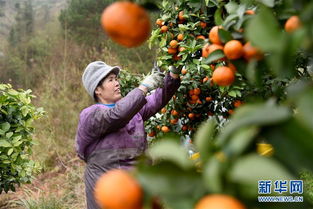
99,0 -> 313,208
129,0 -> 313,208
143,0 -> 312,143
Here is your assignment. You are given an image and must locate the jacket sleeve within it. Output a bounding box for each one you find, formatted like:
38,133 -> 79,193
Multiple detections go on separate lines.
79,88 -> 147,140
139,73 -> 180,121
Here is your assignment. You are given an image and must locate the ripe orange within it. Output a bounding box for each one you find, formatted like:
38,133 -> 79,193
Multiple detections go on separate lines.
182,125 -> 188,131
181,68 -> 187,74
193,88 -> 201,95
285,15 -> 302,33
156,19 -> 163,26
173,54 -> 181,61
191,95 -> 199,101
148,131 -> 156,137
234,100 -> 243,107
209,26 -> 222,45
170,118 -> 178,124
161,108 -> 167,113
245,10 -> 255,15
189,89 -> 195,96
224,40 -> 243,60
178,11 -> 185,21
94,169 -> 143,209
179,46 -> 186,52
194,194 -> 246,209
243,42 -> 263,61
188,113 -> 195,119
196,35 -> 206,40
202,43 -> 210,58
208,44 -> 224,55
203,76 -> 209,83
101,2 -> 151,48
171,110 -> 179,116
177,34 -> 184,41
161,126 -> 170,133
160,25 -> 168,33
200,21 -> 207,29
205,97 -> 212,102
170,40 -> 178,48
212,66 -> 235,86
228,109 -> 234,115
168,47 -> 177,54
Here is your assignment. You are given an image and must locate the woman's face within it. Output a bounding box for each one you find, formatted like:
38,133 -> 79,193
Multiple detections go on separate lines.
95,73 -> 122,104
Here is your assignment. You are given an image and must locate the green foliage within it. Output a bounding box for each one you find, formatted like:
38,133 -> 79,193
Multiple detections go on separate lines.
0,84 -> 44,193
118,69 -> 142,97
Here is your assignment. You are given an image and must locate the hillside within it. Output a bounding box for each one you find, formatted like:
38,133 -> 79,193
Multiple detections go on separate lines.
0,0 -> 67,50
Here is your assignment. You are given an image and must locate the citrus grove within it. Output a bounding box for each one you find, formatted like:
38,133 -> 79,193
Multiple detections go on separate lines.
95,0 -> 313,209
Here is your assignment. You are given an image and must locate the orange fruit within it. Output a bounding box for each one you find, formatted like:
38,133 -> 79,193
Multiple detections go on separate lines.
161,126 -> 170,133
171,110 -> 179,116
101,2 -> 151,48
285,15 -> 301,33
200,21 -> 207,29
177,34 -> 184,41
156,19 -> 163,26
191,95 -> 199,101
234,100 -> 243,107
179,46 -> 186,52
178,11 -> 185,21
224,40 -> 243,60
209,26 -> 222,45
245,10 -> 255,15
202,43 -> 210,58
188,113 -> 195,119
196,35 -> 206,40
94,169 -> 143,209
170,118 -> 178,124
208,44 -> 224,54
193,88 -> 201,95
243,42 -> 263,61
160,25 -> 168,33
170,40 -> 178,48
173,54 -> 181,61
228,109 -> 234,115
161,108 -> 167,113
182,125 -> 188,131
194,194 -> 246,209
212,66 -> 235,86
181,68 -> 187,75
189,89 -> 195,96
168,47 -> 177,54
205,97 -> 212,102
148,131 -> 156,137
203,76 -> 209,83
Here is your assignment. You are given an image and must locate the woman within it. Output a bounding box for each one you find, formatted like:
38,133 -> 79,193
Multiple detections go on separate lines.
75,61 -> 181,208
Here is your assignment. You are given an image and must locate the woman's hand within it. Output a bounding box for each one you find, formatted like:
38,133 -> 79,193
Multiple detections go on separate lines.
140,72 -> 165,92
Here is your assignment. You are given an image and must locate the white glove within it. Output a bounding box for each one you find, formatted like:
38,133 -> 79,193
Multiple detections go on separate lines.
141,72 -> 165,91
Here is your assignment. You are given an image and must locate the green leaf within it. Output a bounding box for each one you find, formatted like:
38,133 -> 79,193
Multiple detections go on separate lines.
194,120 -> 216,164
148,140 -> 193,169
214,8 -> 223,25
0,140 -> 11,147
295,89 -> 313,131
202,50 -> 225,64
256,0 -> 274,7
218,28 -> 233,43
217,101 -> 291,146
245,6 -> 283,52
225,1 -> 239,14
6,132 -> 13,138
1,122 -> 10,132
7,148 -> 13,156
203,157 -> 223,193
223,126 -> 259,158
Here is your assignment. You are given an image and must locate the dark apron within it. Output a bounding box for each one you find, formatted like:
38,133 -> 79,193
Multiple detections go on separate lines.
84,148 -> 144,209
